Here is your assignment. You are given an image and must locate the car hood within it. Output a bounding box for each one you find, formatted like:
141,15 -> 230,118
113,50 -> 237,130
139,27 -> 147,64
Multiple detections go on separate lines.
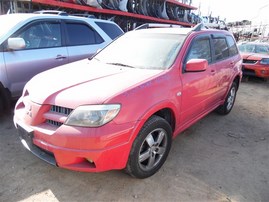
26,59 -> 163,108
241,52 -> 269,60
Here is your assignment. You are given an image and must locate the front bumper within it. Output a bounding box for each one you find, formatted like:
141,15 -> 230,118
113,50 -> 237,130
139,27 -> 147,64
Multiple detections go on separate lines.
14,102 -> 136,172
242,64 -> 269,78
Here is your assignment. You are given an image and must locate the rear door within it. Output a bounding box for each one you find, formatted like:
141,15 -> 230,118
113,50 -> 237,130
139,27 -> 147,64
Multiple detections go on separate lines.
3,19 -> 68,97
211,34 -> 237,100
63,20 -> 107,62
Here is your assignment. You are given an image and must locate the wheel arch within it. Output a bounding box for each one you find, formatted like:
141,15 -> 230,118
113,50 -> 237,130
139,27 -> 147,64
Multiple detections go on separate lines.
233,75 -> 241,91
129,101 -> 178,143
152,108 -> 176,133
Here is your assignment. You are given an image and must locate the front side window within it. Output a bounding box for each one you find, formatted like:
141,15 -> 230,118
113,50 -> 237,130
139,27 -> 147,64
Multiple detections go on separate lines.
66,23 -> 104,46
12,21 -> 62,49
186,37 -> 212,63
213,38 -> 229,61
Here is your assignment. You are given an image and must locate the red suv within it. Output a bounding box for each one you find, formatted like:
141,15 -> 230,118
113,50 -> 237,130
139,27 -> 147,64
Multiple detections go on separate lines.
14,24 -> 242,178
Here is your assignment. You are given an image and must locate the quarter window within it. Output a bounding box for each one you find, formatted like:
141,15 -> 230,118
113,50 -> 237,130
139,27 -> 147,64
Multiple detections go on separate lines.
186,37 -> 212,63
66,23 -> 104,46
226,36 -> 238,56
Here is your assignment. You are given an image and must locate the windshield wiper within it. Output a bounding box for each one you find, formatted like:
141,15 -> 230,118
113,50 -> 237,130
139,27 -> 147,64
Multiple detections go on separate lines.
106,62 -> 134,68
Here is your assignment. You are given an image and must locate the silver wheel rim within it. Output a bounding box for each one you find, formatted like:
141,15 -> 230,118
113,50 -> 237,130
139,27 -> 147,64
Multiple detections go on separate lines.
227,87 -> 236,111
138,128 -> 168,171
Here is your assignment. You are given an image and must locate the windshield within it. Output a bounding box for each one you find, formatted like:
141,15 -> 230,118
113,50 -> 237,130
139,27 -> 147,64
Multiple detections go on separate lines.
95,32 -> 185,70
238,43 -> 269,55
0,15 -> 23,38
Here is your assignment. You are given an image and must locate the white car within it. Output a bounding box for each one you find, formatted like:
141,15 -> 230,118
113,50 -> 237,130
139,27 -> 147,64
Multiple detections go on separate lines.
0,13 -> 123,113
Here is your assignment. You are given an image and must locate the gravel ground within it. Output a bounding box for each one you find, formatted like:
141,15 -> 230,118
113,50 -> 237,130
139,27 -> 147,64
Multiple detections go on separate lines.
0,78 -> 268,202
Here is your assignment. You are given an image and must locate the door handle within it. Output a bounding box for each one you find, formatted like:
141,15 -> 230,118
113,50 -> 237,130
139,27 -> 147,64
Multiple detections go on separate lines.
55,55 -> 67,60
211,69 -> 216,74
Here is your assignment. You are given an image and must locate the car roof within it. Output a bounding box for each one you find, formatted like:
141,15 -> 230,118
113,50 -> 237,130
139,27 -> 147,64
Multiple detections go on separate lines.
133,27 -> 193,35
132,27 -> 231,36
0,13 -> 117,24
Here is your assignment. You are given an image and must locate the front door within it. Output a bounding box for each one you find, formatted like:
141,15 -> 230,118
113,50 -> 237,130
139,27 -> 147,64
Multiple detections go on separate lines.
178,35 -> 218,129
3,20 -> 68,97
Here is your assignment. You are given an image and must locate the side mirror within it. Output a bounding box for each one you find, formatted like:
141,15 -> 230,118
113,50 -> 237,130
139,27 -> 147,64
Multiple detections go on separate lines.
7,38 -> 26,50
185,59 -> 208,72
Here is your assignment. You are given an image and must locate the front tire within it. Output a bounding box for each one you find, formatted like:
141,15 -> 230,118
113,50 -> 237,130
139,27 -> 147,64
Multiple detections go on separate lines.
0,96 -> 4,115
0,88 -> 11,115
216,81 -> 238,115
125,115 -> 172,179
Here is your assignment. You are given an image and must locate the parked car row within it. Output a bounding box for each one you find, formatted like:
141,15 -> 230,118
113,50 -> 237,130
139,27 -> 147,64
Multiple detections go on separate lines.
237,42 -> 269,80
0,13 -> 124,113
13,22 -> 242,178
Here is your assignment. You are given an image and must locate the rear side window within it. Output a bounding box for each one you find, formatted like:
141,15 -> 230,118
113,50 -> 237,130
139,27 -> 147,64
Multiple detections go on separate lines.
95,22 -> 123,40
213,38 -> 229,61
226,36 -> 238,56
66,23 -> 104,46
186,37 -> 212,63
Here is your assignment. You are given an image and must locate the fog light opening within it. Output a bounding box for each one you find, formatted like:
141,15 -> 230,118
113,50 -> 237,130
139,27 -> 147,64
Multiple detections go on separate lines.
86,158 -> 96,168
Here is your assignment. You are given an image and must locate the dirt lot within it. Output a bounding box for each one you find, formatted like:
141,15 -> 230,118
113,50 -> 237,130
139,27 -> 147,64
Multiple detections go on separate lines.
0,78 -> 268,202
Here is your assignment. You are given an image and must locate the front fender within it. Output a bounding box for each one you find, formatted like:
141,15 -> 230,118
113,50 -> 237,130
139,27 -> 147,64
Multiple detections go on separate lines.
128,100 -> 179,143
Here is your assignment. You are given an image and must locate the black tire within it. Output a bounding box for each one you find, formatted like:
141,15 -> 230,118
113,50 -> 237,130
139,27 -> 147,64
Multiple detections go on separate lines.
0,96 -> 4,115
125,115 -> 172,179
0,88 -> 10,115
216,82 -> 238,115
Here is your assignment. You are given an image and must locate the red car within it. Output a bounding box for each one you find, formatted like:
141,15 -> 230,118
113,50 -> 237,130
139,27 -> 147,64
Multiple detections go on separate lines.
14,24 -> 242,178
238,42 -> 269,79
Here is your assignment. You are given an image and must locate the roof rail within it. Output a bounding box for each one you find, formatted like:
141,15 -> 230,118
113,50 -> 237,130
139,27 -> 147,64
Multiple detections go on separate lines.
34,10 -> 68,16
192,23 -> 208,31
135,23 -> 182,30
71,13 -> 96,18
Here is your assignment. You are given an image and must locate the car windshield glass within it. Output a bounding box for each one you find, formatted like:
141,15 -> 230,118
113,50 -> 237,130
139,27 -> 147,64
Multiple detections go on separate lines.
238,43 -> 269,54
0,16 -> 22,38
94,32 -> 185,70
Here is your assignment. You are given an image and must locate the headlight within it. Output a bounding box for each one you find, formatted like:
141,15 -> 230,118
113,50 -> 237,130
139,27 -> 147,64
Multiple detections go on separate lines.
260,58 -> 269,65
65,104 -> 121,127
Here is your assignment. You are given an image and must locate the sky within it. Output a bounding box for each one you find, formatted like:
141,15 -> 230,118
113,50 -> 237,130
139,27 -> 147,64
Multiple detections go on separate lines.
191,0 -> 269,24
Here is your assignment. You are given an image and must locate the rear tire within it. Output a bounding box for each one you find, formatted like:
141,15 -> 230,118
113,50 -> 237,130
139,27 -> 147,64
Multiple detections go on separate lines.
216,81 -> 238,115
125,115 -> 172,179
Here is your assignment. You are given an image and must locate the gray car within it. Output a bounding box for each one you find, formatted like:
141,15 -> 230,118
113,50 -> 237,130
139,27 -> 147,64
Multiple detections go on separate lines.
0,13 -> 123,113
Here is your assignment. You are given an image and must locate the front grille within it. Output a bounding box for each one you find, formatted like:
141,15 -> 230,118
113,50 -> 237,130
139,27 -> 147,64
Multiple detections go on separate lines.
50,105 -> 73,115
243,59 -> 257,64
47,120 -> 63,127
46,105 -> 73,127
